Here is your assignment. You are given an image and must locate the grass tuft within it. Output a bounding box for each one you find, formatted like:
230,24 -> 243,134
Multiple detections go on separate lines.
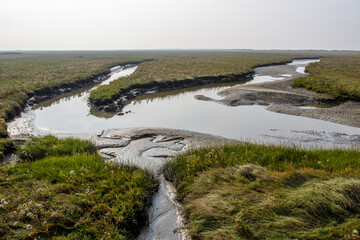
0,138 -> 16,161
18,135 -> 97,161
164,144 -> 360,239
0,119 -> 8,138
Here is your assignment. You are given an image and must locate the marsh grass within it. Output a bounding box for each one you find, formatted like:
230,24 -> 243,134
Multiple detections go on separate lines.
0,119 -> 8,138
293,55 -> 360,100
164,144 -> 360,239
0,138 -> 16,160
18,135 -> 97,161
0,119 -> 15,160
0,136 -> 157,239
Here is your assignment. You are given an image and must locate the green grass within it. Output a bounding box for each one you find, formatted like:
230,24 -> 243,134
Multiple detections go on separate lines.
0,136 -> 157,239
164,144 -> 360,239
0,138 -> 17,160
0,119 -> 8,138
18,135 -> 97,161
293,55 -> 360,100
0,119 -> 16,161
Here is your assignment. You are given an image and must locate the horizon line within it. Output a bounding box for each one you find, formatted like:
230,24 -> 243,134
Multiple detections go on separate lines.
1,48 -> 360,52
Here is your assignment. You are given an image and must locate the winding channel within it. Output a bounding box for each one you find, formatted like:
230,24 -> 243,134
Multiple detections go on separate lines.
9,59 -> 360,149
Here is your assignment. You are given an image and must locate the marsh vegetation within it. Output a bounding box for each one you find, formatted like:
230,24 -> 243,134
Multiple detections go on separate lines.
293,55 -> 360,100
164,144 -> 360,239
0,136 -> 157,239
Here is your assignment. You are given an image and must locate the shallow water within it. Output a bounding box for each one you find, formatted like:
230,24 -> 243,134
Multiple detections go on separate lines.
9,59 -> 360,149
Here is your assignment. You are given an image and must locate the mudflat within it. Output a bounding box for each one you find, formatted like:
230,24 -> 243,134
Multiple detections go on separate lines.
201,65 -> 360,128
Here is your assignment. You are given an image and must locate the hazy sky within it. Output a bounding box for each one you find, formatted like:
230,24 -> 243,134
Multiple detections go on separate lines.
1,0 -> 359,50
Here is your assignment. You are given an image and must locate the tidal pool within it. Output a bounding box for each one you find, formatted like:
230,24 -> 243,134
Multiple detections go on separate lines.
9,59 -> 360,149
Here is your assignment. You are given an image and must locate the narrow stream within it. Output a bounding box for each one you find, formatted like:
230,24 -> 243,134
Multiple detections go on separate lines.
9,59 -> 360,149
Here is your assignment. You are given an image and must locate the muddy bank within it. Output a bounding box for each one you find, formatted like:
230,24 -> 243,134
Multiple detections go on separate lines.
215,82 -> 337,106
90,59 -> 314,113
268,101 -> 360,128
197,64 -> 359,128
67,128 -> 237,240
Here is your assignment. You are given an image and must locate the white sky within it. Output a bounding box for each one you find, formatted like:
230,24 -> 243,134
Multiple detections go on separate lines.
1,0 -> 359,50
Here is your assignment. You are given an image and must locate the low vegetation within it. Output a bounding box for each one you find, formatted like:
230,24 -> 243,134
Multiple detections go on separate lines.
0,119 -> 8,138
293,55 -> 360,100
0,138 -> 16,160
0,136 -> 157,239
164,144 -> 360,239
0,119 -> 16,160
19,135 -> 97,161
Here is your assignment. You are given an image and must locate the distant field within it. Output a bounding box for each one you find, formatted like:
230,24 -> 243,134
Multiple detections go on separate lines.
164,144 -> 360,240
293,55 -> 360,100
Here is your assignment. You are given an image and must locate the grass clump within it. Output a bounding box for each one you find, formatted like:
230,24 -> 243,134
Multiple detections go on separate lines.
0,136 -> 157,239
0,119 -> 8,138
164,144 -> 360,239
0,119 -> 16,161
0,138 -> 17,160
19,135 -> 96,161
293,55 -> 360,100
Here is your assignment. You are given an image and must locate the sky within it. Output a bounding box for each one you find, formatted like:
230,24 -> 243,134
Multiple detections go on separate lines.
1,0 -> 359,50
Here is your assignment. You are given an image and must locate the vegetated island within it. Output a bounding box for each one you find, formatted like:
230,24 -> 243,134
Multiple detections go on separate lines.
87,52 -> 318,112
0,50 -> 360,239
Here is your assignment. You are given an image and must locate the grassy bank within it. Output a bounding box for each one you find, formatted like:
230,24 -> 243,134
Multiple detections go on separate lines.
0,136 -> 157,239
164,144 -> 360,239
0,51 -> 150,121
89,52 -> 312,106
293,55 -> 360,100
